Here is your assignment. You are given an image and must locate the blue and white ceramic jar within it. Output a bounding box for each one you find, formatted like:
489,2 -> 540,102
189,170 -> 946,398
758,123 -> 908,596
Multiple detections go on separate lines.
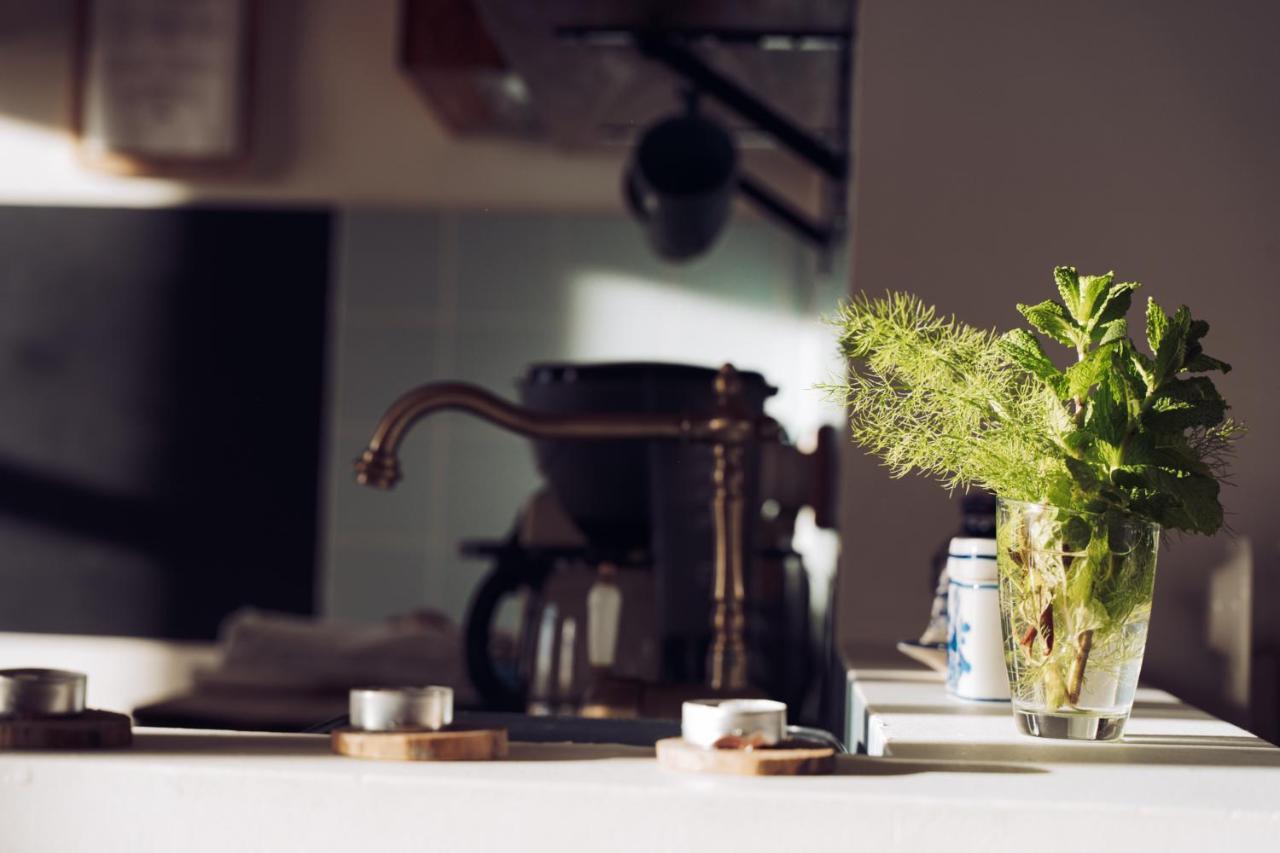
946,537 -> 1010,701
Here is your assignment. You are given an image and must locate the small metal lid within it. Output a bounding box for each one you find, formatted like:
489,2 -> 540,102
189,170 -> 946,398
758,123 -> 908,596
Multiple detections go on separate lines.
681,698 -> 786,749
349,686 -> 453,732
0,668 -> 87,717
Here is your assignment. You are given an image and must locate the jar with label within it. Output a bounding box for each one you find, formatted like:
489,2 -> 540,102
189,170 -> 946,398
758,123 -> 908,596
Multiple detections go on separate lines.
945,537 -> 1010,701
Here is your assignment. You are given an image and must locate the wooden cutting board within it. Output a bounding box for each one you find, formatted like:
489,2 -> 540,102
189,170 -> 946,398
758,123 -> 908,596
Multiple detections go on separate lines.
655,737 -> 835,776
331,726 -> 507,761
0,710 -> 133,750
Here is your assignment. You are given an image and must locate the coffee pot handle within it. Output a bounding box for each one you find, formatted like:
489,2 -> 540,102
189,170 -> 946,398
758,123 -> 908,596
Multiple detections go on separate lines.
623,167 -> 653,222
463,544 -> 552,712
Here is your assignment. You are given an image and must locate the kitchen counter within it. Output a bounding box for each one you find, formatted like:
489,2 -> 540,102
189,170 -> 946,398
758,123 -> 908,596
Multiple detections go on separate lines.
846,649 -> 1271,760
1,654 -> 1279,852
845,649 -> 1280,849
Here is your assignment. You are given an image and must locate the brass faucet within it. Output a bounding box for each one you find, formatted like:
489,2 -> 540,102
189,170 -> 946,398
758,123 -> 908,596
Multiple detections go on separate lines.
354,364 -> 778,693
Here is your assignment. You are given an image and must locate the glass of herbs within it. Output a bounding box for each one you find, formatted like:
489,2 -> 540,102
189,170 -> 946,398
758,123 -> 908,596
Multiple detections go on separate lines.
828,265 -> 1239,741
997,498 -> 1159,740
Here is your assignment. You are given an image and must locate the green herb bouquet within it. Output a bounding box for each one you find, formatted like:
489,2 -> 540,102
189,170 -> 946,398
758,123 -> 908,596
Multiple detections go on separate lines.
828,266 -> 1240,739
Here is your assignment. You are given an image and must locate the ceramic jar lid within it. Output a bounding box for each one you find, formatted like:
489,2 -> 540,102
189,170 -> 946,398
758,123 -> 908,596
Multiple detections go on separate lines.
947,537 -> 998,583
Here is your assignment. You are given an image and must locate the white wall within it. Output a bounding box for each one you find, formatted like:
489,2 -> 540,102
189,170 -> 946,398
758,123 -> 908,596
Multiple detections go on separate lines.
841,0 -> 1280,725
0,0 -> 623,209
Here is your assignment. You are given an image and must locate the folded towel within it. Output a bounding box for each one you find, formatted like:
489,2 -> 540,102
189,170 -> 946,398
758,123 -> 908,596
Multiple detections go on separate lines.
195,608 -> 477,704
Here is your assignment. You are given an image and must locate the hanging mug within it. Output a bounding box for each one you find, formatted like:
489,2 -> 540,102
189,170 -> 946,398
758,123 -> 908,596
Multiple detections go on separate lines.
625,112 -> 738,261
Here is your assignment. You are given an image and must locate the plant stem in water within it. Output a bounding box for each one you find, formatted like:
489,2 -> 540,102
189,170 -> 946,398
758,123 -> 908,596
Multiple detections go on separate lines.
1066,629 -> 1093,705
1039,604 -> 1055,654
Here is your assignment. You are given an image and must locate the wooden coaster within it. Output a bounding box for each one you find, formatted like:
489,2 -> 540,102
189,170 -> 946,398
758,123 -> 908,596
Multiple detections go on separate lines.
331,726 -> 507,761
0,709 -> 132,750
655,737 -> 835,776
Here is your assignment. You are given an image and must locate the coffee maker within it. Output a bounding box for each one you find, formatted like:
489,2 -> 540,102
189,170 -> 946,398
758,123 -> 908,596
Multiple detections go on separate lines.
355,362 -> 836,717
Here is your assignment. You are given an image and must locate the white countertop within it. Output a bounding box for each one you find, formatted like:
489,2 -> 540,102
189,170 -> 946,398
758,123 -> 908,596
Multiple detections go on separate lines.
845,649 -> 1280,849
0,725 -> 1275,853
1,648 -> 1278,852
846,652 -> 1270,759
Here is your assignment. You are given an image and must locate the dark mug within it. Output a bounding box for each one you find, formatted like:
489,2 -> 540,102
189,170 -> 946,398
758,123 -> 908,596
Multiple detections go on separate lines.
625,113 -> 738,261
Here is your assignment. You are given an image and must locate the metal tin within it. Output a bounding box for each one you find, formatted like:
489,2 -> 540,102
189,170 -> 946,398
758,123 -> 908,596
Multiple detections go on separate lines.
0,668 -> 87,717
681,698 -> 786,748
349,686 -> 453,732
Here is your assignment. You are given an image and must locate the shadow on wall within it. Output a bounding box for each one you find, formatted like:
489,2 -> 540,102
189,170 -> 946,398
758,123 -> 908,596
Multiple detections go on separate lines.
0,205 -> 330,638
1146,535 -> 1258,735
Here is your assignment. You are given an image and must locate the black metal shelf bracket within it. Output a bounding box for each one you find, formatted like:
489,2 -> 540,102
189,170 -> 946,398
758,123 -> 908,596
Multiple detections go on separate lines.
558,24 -> 854,251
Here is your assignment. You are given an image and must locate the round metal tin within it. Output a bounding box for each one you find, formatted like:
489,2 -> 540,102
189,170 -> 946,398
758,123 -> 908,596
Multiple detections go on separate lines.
349,686 -> 454,732
680,698 -> 787,749
0,668 -> 87,717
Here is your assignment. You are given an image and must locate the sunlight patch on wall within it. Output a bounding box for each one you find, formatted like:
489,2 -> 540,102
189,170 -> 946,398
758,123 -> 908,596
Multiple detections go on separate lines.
0,115 -> 191,207
568,270 -> 845,443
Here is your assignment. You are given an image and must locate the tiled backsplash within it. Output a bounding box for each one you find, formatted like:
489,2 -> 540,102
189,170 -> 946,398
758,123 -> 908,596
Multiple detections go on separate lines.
323,209 -> 847,624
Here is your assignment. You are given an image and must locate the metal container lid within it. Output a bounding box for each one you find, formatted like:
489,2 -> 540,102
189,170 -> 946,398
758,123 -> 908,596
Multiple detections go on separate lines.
681,698 -> 786,748
0,668 -> 87,717
349,686 -> 453,732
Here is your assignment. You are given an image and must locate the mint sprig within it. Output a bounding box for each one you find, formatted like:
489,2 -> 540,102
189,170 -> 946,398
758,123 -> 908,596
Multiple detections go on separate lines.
999,266 -> 1235,534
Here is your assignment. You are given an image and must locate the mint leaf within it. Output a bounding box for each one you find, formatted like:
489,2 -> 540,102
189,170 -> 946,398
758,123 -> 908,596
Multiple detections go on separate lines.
1144,376 -> 1227,431
1095,318 -> 1129,347
1134,469 -> 1223,534
1182,317 -> 1231,373
1019,300 -> 1080,349
1184,353 -> 1232,373
1123,432 -> 1213,477
1110,465 -> 1150,491
1112,340 -> 1150,412
1187,318 -> 1210,346
1145,298 -> 1168,355
1075,272 -> 1116,324
1094,281 -> 1141,329
1054,266 -> 1081,319
1062,428 -> 1095,455
1056,268 -> 1138,334
1157,303 -> 1192,384
1128,347 -> 1157,394
1086,370 -> 1129,449
1000,329 -> 1065,391
1064,346 -> 1112,399
1065,455 -> 1106,491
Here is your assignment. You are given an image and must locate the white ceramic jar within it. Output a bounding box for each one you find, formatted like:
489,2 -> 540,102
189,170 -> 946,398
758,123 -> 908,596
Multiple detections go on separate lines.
945,537 -> 1010,701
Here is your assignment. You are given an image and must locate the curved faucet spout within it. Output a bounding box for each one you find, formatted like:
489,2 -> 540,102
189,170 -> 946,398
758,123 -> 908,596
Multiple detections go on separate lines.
354,375 -> 777,489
